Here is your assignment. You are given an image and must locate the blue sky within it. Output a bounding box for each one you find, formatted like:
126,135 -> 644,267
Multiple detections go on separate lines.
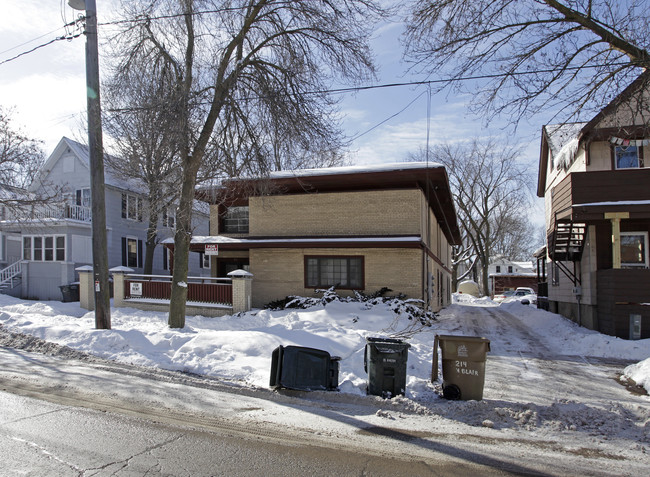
0,1 -> 543,174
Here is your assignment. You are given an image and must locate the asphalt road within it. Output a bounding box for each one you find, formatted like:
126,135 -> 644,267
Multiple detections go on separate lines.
0,372 -> 524,477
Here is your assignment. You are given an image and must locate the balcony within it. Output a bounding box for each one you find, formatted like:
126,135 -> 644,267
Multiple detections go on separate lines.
551,169 -> 650,221
3,203 -> 92,223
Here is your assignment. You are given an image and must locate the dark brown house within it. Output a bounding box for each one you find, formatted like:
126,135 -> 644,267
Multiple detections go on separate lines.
537,72 -> 650,339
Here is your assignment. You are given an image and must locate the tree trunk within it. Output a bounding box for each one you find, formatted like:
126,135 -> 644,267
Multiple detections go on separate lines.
167,154 -> 201,328
143,223 -> 157,275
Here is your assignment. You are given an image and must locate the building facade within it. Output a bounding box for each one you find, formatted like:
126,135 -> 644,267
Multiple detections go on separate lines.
188,163 -> 461,310
537,73 -> 650,339
0,137 -> 209,301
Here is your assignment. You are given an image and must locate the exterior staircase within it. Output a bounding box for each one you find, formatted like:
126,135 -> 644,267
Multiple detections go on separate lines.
548,217 -> 586,286
0,260 -> 24,293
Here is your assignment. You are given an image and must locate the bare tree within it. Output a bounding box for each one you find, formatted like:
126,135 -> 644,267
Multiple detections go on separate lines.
103,66 -> 185,274
0,106 -> 45,192
109,0 -> 385,327
404,0 -> 650,124
408,140 -> 533,295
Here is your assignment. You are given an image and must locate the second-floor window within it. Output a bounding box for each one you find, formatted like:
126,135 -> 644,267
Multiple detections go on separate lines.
23,235 -> 65,262
223,206 -> 249,233
495,265 -> 501,273
614,144 -> 645,170
122,193 -> 143,221
75,188 -> 91,207
162,207 -> 175,228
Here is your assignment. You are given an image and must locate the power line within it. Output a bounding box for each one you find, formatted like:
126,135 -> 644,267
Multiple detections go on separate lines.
0,18 -> 84,67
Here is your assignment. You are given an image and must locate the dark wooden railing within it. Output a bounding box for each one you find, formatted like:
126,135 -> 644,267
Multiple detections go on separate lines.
124,274 -> 232,305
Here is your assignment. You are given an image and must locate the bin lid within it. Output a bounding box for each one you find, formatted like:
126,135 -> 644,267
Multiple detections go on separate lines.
435,334 -> 490,344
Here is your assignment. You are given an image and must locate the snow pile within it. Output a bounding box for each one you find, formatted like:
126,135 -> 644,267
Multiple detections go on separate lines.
0,292 -> 648,397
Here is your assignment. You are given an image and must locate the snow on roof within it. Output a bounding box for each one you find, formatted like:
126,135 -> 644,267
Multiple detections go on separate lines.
161,235 -> 423,245
544,123 -> 587,170
256,161 -> 444,180
573,199 -> 650,207
62,137 -> 148,194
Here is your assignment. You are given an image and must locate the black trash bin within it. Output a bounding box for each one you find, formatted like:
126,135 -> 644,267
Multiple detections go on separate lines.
59,283 -> 80,302
270,345 -> 340,391
364,337 -> 410,398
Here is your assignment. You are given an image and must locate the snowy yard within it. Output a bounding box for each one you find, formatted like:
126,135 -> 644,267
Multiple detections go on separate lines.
0,292 -> 648,475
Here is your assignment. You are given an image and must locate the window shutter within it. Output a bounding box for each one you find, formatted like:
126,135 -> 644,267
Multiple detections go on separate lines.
121,194 -> 126,219
137,240 -> 143,268
199,252 -> 204,268
163,247 -> 168,270
121,237 -> 127,266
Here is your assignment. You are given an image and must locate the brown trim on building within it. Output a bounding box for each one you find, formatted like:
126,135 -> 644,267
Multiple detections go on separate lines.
195,166 -> 462,246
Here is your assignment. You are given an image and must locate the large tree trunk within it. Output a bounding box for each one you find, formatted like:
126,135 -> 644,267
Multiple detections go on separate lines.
168,155 -> 201,328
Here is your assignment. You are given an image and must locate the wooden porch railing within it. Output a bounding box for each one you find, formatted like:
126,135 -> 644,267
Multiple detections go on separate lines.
124,274 -> 233,305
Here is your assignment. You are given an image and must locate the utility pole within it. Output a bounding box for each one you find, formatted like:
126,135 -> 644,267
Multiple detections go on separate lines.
70,0 -> 111,329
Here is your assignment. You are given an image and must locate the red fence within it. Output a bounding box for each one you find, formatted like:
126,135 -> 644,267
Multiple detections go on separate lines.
124,275 -> 232,305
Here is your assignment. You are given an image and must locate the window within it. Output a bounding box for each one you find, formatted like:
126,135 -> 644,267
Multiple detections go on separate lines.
223,206 -> 249,233
614,144 -> 645,169
630,314 -> 642,340
122,237 -> 142,268
305,256 -> 363,289
75,188 -> 91,207
22,235 -> 65,262
507,265 -> 513,273
495,266 -> 501,273
199,252 -> 211,269
162,207 -> 175,228
620,232 -> 649,268
121,193 -> 143,221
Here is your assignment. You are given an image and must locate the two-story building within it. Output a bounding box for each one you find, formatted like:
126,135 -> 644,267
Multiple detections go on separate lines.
487,256 -> 537,296
537,72 -> 650,339
0,137 -> 209,301
180,162 -> 461,310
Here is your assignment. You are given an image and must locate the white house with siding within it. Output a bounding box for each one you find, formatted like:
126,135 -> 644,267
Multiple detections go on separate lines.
0,137 -> 208,301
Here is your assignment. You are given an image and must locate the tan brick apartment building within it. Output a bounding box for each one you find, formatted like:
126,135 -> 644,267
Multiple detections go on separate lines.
190,163 -> 461,310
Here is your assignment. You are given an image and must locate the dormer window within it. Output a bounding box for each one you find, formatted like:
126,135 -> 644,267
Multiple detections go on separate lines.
614,144 -> 645,169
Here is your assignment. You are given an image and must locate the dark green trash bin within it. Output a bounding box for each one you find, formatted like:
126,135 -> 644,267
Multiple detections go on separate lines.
432,334 -> 491,401
270,345 -> 340,391
364,337 -> 410,398
59,284 -> 80,302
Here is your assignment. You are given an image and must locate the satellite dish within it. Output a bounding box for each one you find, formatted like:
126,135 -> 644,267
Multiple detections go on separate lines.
68,0 -> 86,10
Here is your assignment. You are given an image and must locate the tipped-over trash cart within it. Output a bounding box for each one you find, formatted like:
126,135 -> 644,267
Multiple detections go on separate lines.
270,345 -> 340,391
432,335 -> 491,401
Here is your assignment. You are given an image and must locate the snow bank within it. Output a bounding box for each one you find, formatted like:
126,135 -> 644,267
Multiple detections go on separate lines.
0,292 -> 648,395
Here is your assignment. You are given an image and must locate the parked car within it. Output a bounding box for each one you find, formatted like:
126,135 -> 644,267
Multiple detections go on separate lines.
493,290 -> 516,303
514,287 -> 535,296
504,287 -> 538,305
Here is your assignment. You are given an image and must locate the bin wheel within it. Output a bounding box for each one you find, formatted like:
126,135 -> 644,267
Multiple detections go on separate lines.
442,384 -> 461,400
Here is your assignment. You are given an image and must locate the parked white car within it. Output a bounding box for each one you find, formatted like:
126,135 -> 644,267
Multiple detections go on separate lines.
503,287 -> 537,305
